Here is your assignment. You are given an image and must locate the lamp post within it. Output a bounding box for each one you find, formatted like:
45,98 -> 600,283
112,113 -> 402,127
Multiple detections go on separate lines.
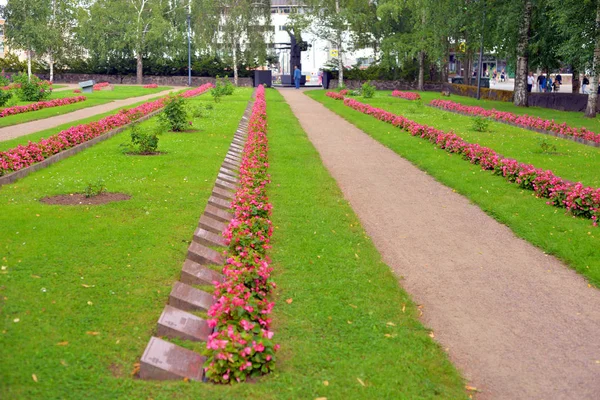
187,2 -> 192,87
476,1 -> 486,100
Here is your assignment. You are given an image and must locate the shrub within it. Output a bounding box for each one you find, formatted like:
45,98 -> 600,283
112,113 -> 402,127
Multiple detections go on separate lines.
12,73 -> 52,102
222,78 -> 235,95
362,81 -> 376,98
0,89 -> 12,107
128,122 -> 160,154
471,116 -> 490,132
83,179 -> 107,198
539,140 -> 557,153
160,95 -> 188,131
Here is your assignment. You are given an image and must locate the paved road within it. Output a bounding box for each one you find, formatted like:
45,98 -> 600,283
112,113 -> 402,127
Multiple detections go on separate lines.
278,87 -> 600,400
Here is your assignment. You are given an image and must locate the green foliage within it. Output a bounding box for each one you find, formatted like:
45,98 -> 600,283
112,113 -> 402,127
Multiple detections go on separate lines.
128,122 -> 160,154
0,90 -> 13,107
83,179 -> 107,198
361,81 -> 376,98
160,95 -> 188,132
539,140 -> 558,154
12,72 -> 52,101
471,116 -> 490,132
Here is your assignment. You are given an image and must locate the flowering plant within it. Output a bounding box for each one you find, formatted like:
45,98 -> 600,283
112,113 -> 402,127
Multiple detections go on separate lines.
204,85 -> 279,383
0,96 -> 86,118
430,99 -> 600,144
143,83 -> 158,89
0,84 -> 214,177
343,97 -> 600,225
93,82 -> 110,91
326,91 -> 345,100
392,90 -> 421,101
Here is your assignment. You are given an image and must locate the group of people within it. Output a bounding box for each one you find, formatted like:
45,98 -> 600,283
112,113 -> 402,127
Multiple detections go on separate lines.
526,72 -> 562,93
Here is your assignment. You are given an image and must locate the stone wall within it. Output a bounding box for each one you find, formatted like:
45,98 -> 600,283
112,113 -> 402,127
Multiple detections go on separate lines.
47,73 -> 254,87
328,79 -> 444,92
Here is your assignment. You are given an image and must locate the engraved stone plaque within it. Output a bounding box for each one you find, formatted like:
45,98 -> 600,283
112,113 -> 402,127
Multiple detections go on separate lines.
139,336 -> 205,381
204,204 -> 233,224
157,305 -> 212,342
198,214 -> 227,235
168,282 -> 215,312
181,259 -> 224,286
187,242 -> 224,266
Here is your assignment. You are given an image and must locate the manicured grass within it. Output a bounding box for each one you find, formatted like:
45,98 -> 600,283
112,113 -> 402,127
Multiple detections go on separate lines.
0,87 -> 468,399
0,89 -> 254,399
340,91 -> 600,188
307,90 -> 600,287
0,85 -> 173,128
416,90 -> 600,134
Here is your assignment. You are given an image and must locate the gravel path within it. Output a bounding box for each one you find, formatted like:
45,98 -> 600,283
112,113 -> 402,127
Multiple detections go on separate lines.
278,88 -> 600,400
0,87 -> 186,142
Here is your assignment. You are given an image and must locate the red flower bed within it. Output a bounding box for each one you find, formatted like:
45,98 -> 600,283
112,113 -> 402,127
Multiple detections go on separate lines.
143,83 -> 158,89
93,82 -> 110,90
326,91 -> 345,100
343,98 -> 600,225
0,96 -> 86,118
339,89 -> 348,95
392,90 -> 421,101
203,85 -> 279,383
0,83 -> 214,177
430,99 -> 600,144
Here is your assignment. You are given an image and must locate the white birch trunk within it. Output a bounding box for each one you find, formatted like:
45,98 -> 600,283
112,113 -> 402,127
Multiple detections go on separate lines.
585,0 -> 600,117
49,54 -> 54,82
232,42 -> 238,86
27,50 -> 32,81
513,0 -> 532,107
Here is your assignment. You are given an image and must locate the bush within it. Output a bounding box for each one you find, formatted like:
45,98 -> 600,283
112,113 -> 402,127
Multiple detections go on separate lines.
83,179 -> 107,198
471,116 -> 490,132
0,90 -> 13,107
128,122 -> 160,154
12,72 -> 52,102
362,81 -> 376,98
160,95 -> 188,131
222,77 -> 235,95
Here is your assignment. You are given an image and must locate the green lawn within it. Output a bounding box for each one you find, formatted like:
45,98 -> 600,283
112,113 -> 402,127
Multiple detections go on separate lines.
307,90 -> 600,287
0,85 -> 173,128
342,91 -> 600,188
0,87 -> 468,399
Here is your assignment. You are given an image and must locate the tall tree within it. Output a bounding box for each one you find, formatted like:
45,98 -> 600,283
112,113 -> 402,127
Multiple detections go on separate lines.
513,0 -> 533,106
195,0 -> 270,86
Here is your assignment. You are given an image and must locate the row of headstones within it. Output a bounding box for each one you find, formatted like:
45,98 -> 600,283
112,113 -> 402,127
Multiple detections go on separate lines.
138,100 -> 253,382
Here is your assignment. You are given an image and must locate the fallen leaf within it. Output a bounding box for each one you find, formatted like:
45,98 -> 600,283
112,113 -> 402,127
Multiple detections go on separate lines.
465,385 -> 479,392
81,284 -> 94,288
357,378 -> 366,387
402,304 -> 406,313
183,377 -> 189,382
86,331 -> 100,336
347,321 -> 353,324
31,275 -> 41,279
13,318 -> 20,323
315,398 -> 327,400
384,334 -> 392,338
87,301 -> 93,305
354,253 -> 359,258
56,341 -> 69,346
32,374 -> 38,382
429,332 -> 435,338
323,380 -> 329,386
285,298 -> 293,304
131,362 -> 140,376
386,322 -> 396,327
60,360 -> 68,367
349,304 -> 357,308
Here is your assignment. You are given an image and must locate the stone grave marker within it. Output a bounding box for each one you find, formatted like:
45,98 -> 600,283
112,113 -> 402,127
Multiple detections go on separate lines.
156,305 -> 212,342
169,281 -> 214,312
139,336 -> 205,381
187,242 -> 224,266
181,259 -> 225,286
198,214 -> 227,235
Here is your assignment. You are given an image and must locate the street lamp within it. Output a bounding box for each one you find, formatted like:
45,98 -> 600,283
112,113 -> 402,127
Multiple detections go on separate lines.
187,1 -> 192,87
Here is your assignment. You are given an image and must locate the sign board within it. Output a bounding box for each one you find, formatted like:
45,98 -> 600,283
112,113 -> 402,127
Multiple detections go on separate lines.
330,49 -> 339,57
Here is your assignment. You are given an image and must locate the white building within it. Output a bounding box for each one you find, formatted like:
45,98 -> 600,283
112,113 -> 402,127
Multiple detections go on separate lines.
270,1 -> 375,84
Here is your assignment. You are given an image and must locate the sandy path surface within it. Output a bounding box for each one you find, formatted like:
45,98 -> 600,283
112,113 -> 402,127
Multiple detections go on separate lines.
278,88 -> 600,400
0,87 -> 187,142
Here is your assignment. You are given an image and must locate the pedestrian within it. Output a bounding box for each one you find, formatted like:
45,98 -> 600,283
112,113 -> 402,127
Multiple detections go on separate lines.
501,69 -> 506,82
546,75 -> 553,92
527,71 -> 534,92
555,73 -> 562,85
553,77 -> 561,92
582,75 -> 590,94
537,73 -> 546,93
294,65 -> 302,89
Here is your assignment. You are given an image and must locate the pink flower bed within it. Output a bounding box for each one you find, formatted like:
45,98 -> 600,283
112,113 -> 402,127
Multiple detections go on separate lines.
143,83 -> 158,89
204,85 -> 279,383
392,90 -> 421,101
0,84 -> 214,177
343,97 -> 600,225
326,91 -> 345,100
430,99 -> 600,144
73,89 -> 81,94
93,82 -> 110,90
339,89 -> 348,95
0,96 -> 87,118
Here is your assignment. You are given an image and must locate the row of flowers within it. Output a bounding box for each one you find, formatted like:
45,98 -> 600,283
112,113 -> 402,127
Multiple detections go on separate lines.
93,82 -> 110,90
143,83 -> 158,89
430,99 -> 600,144
392,90 -> 421,101
204,85 -> 279,383
0,83 -> 214,177
343,97 -> 600,225
326,91 -> 345,100
0,96 -> 87,118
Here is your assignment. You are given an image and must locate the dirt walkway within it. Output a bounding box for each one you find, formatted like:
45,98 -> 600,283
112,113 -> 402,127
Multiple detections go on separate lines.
0,87 -> 186,142
278,88 -> 600,400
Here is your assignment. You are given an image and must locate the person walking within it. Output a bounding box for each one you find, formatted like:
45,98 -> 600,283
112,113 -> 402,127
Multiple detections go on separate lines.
582,75 -> 590,94
537,73 -> 546,93
527,71 -> 534,92
294,65 -> 302,89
